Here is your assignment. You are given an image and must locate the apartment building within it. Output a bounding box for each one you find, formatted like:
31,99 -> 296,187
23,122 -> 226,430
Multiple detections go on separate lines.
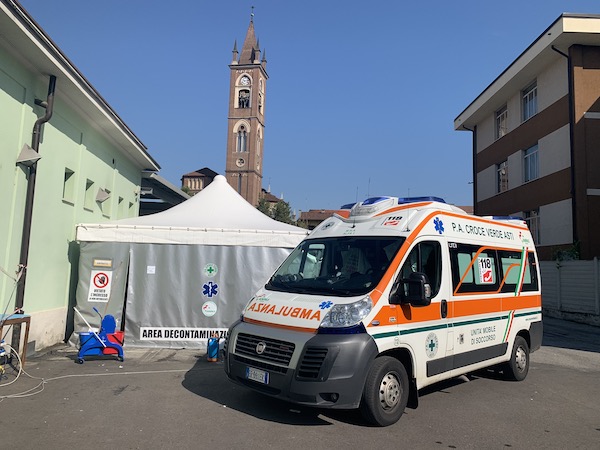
455,13 -> 600,260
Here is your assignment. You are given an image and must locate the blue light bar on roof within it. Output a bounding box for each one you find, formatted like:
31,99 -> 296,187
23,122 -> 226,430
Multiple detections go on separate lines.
397,196 -> 446,204
362,196 -> 392,206
341,196 -> 446,210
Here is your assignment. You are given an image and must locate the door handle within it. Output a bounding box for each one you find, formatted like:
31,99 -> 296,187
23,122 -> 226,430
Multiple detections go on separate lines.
441,299 -> 448,319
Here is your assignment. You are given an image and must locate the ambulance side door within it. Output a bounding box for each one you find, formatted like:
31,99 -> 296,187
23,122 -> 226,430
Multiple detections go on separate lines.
396,238 -> 452,384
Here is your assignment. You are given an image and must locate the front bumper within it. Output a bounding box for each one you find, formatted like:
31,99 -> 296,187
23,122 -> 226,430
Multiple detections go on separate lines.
224,320 -> 378,409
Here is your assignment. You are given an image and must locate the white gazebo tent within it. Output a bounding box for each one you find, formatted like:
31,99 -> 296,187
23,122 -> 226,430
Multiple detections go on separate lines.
72,175 -> 308,348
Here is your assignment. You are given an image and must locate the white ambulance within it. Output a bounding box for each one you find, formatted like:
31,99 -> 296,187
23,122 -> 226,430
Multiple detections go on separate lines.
224,196 -> 542,426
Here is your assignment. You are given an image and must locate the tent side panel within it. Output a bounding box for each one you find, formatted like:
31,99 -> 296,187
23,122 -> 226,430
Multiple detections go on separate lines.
69,241 -> 130,345
125,243 -> 292,348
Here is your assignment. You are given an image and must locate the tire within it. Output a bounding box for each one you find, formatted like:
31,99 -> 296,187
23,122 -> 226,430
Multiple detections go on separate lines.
360,356 -> 409,427
505,336 -> 530,381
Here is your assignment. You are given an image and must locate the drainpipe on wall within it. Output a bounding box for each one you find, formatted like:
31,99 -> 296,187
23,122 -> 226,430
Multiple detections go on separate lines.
12,75 -> 56,351
551,45 -> 578,246
462,125 -> 477,215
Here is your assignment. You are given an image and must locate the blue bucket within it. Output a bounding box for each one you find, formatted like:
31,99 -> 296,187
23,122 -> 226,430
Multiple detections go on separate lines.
78,332 -> 103,355
79,332 -> 94,345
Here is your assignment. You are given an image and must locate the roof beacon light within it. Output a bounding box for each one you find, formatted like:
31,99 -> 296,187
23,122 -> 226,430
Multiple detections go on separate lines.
351,196 -> 395,217
397,196 -> 446,204
362,196 -> 392,206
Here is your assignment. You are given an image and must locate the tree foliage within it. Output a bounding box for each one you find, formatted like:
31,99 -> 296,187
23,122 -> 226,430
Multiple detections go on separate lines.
257,198 -> 295,225
272,200 -> 294,224
257,197 -> 271,216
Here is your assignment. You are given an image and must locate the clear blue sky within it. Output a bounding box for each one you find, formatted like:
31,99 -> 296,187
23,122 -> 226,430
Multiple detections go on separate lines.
18,0 -> 600,214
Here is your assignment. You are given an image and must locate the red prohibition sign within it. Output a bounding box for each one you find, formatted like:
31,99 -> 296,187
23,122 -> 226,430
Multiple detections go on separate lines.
93,272 -> 110,289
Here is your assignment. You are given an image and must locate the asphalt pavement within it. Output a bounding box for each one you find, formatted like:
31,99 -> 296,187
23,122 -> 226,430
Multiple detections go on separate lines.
1,315 -> 599,449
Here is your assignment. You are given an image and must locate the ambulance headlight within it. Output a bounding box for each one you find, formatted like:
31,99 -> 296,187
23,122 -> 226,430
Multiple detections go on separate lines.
320,297 -> 372,328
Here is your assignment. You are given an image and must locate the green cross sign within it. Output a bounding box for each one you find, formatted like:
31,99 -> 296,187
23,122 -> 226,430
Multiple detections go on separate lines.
428,339 -> 436,352
204,264 -> 218,277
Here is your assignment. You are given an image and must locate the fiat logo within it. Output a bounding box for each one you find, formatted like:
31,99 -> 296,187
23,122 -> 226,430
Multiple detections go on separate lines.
256,342 -> 267,355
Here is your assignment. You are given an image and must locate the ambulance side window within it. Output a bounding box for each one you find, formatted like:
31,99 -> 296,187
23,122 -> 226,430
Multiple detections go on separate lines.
400,241 -> 442,297
450,244 -> 499,293
498,250 -> 539,293
524,252 -> 540,291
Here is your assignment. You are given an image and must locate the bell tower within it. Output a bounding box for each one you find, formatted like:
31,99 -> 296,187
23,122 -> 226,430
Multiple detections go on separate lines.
225,11 -> 268,206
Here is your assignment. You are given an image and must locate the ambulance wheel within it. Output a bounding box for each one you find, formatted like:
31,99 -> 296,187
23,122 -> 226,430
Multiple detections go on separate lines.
506,336 -> 529,381
360,356 -> 408,427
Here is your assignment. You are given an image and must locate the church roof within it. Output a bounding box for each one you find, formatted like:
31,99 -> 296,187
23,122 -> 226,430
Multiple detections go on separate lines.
261,190 -> 280,203
181,167 -> 219,178
300,210 -> 338,221
239,18 -> 258,65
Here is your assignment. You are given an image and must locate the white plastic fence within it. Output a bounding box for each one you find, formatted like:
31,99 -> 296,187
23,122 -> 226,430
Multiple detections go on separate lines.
540,258 -> 600,316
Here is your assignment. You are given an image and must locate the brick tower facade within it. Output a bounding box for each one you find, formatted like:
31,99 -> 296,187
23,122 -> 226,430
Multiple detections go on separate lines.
224,14 -> 268,206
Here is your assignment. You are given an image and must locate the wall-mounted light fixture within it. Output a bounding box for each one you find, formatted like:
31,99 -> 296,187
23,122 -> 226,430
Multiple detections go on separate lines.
96,188 -> 111,203
16,144 -> 41,167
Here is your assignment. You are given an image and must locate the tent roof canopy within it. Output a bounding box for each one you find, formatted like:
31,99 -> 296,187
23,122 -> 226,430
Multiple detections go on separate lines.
76,175 -> 308,247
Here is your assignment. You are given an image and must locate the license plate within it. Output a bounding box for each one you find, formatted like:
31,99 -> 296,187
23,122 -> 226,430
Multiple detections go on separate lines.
246,366 -> 269,384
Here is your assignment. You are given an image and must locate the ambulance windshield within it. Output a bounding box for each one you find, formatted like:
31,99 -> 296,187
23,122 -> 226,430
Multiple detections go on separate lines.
266,236 -> 404,297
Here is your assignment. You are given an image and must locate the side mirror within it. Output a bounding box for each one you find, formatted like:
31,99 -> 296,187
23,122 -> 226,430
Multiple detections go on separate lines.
389,272 -> 432,307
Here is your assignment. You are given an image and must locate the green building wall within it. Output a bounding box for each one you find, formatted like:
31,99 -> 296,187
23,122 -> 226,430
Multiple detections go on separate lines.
1,44 -> 145,351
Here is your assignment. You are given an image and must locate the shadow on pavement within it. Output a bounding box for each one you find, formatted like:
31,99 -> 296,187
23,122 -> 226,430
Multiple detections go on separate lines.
541,316 -> 600,353
182,356 -> 342,426
180,316 -> 600,427
180,355 -> 488,427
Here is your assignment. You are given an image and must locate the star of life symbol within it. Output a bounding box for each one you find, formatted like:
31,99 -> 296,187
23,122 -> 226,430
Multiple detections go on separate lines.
204,263 -> 218,277
319,301 -> 333,310
203,281 -> 219,298
434,217 -> 444,234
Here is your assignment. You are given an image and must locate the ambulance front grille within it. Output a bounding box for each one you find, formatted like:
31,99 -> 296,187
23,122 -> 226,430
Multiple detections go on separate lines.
235,333 -> 295,366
